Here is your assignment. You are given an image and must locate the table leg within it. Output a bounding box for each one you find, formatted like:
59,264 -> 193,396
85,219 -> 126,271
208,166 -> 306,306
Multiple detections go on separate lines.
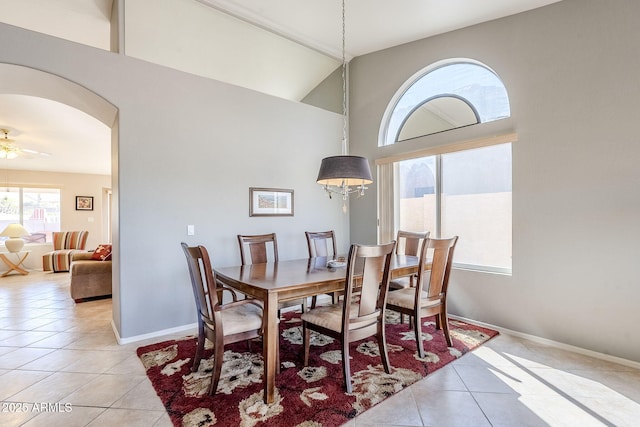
1,253 -> 29,277
263,292 -> 278,404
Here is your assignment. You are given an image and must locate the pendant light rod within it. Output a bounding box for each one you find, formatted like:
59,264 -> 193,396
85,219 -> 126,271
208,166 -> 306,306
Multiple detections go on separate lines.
316,0 -> 373,202
341,0 -> 347,156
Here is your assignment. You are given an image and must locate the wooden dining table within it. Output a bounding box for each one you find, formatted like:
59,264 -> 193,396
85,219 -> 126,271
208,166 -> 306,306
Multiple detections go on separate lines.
214,254 -> 422,404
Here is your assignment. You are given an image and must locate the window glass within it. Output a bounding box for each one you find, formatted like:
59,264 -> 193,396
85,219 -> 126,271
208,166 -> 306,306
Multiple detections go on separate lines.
398,96 -> 478,141
0,187 -> 60,243
22,188 -> 61,243
394,143 -> 512,272
397,156 -> 437,234
0,188 -> 20,228
441,144 -> 512,270
383,62 -> 510,145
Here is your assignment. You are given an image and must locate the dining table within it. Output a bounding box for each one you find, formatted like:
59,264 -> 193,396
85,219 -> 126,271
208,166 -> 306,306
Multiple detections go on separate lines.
213,254 -> 422,404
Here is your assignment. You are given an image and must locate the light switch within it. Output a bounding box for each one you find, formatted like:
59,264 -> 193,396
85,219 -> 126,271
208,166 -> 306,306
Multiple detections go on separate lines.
187,225 -> 195,236
88,217 -> 94,223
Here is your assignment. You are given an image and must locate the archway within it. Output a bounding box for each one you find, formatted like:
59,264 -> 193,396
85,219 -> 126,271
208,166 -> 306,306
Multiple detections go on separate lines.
0,62 -> 119,316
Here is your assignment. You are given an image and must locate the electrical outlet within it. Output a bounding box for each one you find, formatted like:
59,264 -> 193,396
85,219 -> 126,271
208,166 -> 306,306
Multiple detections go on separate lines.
187,225 -> 195,236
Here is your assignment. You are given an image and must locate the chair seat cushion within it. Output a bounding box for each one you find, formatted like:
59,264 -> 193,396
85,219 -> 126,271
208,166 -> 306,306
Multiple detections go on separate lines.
43,249 -> 85,272
221,302 -> 263,336
387,288 -> 442,311
301,302 -> 360,332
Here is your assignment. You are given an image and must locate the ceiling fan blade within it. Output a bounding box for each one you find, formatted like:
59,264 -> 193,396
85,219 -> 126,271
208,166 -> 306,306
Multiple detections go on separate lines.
21,148 -> 51,157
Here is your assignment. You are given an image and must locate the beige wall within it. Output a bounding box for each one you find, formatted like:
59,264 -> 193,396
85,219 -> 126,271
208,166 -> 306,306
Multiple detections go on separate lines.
0,169 -> 110,270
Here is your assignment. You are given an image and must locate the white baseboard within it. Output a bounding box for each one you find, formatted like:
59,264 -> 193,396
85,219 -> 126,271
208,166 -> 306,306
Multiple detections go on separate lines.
451,315 -> 640,370
111,319 -> 197,345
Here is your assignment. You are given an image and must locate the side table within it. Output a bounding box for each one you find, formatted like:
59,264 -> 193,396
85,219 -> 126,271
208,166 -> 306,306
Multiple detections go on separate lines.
0,251 -> 31,277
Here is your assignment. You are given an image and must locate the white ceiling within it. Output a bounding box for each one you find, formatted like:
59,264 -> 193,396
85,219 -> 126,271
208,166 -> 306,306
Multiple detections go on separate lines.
0,0 -> 562,175
200,0 -> 562,59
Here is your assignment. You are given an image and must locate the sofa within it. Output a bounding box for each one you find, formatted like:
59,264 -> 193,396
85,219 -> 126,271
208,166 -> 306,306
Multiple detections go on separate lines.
69,251 -> 112,302
42,231 -> 89,272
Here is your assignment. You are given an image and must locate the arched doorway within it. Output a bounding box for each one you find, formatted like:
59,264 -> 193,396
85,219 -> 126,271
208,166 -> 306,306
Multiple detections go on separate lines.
0,62 -> 119,313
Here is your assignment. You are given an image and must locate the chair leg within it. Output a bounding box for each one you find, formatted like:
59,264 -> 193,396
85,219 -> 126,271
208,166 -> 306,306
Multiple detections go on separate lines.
441,311 -> 452,347
208,339 -> 224,395
377,321 -> 391,374
310,295 -> 318,309
342,339 -> 352,394
302,323 -> 310,366
192,324 -> 205,372
413,312 -> 425,359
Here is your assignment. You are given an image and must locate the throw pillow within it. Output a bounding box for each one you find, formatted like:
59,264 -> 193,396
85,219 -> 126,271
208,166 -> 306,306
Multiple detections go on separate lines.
91,244 -> 112,261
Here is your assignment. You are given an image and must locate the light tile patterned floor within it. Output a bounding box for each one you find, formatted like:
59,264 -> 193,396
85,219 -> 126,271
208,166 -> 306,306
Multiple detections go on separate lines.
1,271 -> 640,426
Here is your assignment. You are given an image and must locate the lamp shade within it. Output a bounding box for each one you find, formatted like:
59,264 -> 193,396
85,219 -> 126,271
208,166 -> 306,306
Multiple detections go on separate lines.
1,224 -> 30,253
0,223 -> 29,238
316,155 -> 373,186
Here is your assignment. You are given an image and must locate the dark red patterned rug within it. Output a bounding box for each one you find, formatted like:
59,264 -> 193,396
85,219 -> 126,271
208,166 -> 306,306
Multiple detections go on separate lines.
137,311 -> 498,427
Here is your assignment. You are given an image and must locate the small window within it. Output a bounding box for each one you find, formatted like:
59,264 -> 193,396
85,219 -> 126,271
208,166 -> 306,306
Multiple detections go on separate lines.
381,61 -> 510,145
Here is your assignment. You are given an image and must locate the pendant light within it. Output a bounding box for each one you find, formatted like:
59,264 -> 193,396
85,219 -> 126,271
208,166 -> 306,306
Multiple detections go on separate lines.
316,0 -> 372,202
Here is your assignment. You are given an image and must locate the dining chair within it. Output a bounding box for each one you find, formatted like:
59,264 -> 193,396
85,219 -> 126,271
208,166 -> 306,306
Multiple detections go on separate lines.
389,230 -> 429,291
181,242 -> 264,395
301,240 -> 396,393
238,233 -> 306,313
305,230 -> 339,307
237,233 -> 279,265
305,230 -> 337,258
386,236 -> 458,357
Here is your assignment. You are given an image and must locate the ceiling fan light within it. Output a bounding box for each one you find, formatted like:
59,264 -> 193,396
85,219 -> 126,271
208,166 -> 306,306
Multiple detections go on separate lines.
6,151 -> 17,160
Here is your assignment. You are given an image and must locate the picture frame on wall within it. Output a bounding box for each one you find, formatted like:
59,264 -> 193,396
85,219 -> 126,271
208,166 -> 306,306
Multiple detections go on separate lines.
76,196 -> 93,211
249,187 -> 294,217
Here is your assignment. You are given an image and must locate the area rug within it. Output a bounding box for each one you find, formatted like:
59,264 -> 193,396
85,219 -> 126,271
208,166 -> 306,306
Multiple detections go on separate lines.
137,311 -> 498,427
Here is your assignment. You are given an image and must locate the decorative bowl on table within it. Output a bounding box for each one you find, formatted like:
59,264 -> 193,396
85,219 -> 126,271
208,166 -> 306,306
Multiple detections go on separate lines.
326,258 -> 347,268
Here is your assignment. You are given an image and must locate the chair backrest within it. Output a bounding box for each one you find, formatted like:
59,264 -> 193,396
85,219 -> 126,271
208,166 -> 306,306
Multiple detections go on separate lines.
52,231 -> 89,250
305,230 -> 337,258
181,242 -> 219,326
395,230 -> 429,256
237,233 -> 278,265
343,241 -> 396,333
416,236 -> 458,301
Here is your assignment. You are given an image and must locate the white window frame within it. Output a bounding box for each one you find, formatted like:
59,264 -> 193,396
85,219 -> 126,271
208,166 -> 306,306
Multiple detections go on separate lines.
379,58 -> 511,147
377,133 -> 515,274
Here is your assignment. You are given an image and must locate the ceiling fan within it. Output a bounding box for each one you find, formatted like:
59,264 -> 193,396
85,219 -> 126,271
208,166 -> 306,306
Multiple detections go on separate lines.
0,128 -> 51,159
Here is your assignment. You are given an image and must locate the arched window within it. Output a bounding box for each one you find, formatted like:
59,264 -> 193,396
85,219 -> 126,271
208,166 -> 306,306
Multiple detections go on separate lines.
377,60 -> 513,274
381,60 -> 510,146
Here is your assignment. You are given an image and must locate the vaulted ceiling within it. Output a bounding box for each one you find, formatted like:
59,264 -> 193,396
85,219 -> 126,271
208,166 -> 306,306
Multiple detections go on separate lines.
0,0 -> 562,175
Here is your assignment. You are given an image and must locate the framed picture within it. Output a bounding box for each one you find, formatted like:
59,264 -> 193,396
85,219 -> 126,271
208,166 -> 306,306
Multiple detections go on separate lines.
249,187 -> 294,217
76,196 -> 93,211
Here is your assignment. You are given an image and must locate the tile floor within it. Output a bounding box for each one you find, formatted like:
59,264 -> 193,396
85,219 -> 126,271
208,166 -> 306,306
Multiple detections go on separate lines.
1,271 -> 640,426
